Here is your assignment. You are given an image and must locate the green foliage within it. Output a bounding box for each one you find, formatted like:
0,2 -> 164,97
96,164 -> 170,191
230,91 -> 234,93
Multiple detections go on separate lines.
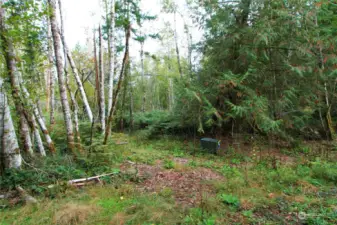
219,194 -> 240,207
0,157 -> 86,193
163,159 -> 175,169
311,161 -> 337,183
183,208 -> 216,225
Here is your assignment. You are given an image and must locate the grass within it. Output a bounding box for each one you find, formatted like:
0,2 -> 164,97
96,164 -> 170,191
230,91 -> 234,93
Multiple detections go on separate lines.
1,131 -> 337,224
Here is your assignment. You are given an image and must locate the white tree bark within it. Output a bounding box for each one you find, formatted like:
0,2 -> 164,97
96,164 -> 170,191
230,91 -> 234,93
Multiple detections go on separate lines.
0,1 -> 33,156
104,25 -> 131,144
99,25 -> 106,132
0,77 -> 21,169
48,0 -> 75,151
33,105 -> 56,154
63,41 -> 93,123
66,80 -> 81,145
32,115 -> 46,156
48,21 -> 56,126
19,116 -> 34,156
140,41 -> 146,112
18,74 -> 55,155
57,0 -> 93,123
107,0 -> 116,117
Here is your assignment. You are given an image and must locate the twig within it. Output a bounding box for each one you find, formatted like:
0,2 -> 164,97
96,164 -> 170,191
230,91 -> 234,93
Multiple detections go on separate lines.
22,158 -> 48,175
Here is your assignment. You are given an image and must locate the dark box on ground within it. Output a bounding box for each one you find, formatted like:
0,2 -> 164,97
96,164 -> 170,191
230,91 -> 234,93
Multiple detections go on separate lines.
200,138 -> 220,154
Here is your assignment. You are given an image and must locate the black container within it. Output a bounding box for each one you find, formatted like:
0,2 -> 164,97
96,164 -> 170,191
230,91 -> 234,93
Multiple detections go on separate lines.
200,138 -> 220,154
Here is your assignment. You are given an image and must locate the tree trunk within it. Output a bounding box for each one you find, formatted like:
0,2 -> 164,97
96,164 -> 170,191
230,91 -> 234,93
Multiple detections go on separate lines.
48,0 -> 75,152
57,0 -> 66,67
57,1 -> 93,123
104,25 -> 131,144
94,30 -> 100,107
120,78 -> 128,131
32,114 -> 46,156
108,0 -> 116,117
169,78 -> 174,111
57,0 -> 82,148
65,71 -> 82,147
0,3 -> 34,156
173,12 -> 183,79
141,41 -> 146,112
184,24 -> 192,74
48,21 -> 56,126
129,68 -> 134,132
315,14 -> 335,140
0,77 -> 21,169
18,73 -> 56,155
62,39 -> 94,123
19,116 -> 34,156
33,105 -> 56,154
99,25 -> 106,132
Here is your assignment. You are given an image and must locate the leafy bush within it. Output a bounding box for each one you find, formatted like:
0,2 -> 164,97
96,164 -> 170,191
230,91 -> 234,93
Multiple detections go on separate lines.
311,161 -> 337,183
221,164 -> 242,177
219,194 -> 240,207
164,159 -> 175,169
267,167 -> 299,185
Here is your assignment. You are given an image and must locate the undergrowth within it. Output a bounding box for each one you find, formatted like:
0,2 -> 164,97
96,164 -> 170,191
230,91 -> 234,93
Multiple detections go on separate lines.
1,131 -> 337,225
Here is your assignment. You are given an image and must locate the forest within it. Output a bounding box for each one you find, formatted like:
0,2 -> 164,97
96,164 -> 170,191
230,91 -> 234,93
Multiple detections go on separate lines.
0,0 -> 337,224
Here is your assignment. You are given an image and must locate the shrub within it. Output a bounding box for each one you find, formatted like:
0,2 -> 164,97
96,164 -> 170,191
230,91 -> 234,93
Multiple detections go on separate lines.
311,161 -> 337,183
164,159 -> 175,169
219,194 -> 240,207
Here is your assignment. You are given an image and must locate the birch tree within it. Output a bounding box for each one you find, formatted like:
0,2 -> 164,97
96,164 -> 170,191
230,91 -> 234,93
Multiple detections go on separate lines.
104,25 -> 131,144
107,0 -> 116,117
57,0 -> 93,123
0,0 -> 34,156
48,0 -> 75,151
0,1 -> 22,165
48,21 -> 56,126
19,76 -> 55,154
98,25 -> 106,132
0,77 -> 21,169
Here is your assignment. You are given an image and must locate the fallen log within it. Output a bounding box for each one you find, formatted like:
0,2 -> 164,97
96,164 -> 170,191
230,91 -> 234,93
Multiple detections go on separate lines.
16,186 -> 38,205
68,172 -> 119,187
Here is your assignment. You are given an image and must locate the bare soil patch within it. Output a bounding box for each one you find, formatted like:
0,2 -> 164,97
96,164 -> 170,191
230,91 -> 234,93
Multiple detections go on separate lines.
120,161 -> 224,206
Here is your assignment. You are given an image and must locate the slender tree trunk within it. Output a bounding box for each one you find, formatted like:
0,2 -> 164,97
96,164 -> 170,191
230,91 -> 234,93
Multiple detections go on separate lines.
184,24 -> 192,74
65,71 -> 82,147
169,78 -> 174,111
61,40 -> 94,122
32,115 -> 46,156
46,24 -> 51,113
104,25 -> 131,144
33,105 -> 56,154
19,116 -> 34,156
173,12 -> 183,79
58,0 -> 66,67
94,30 -> 100,106
0,77 -> 21,169
57,1 -> 93,122
141,41 -> 146,112
48,0 -> 75,151
129,68 -> 134,132
0,4 -> 34,156
57,0 -> 82,147
48,21 -> 56,126
314,14 -> 335,140
18,73 -> 56,154
108,0 -> 116,117
120,78 -> 127,131
99,25 -> 106,132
